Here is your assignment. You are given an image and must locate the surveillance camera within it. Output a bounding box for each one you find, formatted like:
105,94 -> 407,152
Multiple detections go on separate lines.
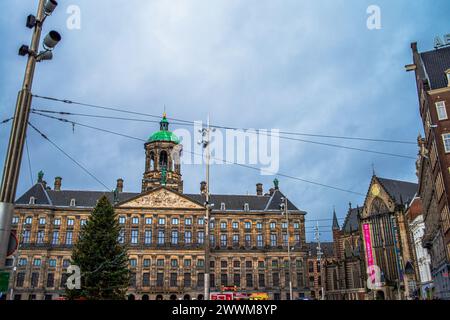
36,50 -> 53,62
44,0 -> 58,15
18,45 -> 30,56
26,15 -> 37,29
43,31 -> 61,50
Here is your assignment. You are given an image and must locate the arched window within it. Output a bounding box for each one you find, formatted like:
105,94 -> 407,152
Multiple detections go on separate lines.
160,151 -> 168,168
150,152 -> 155,171
344,240 -> 352,258
370,197 -> 388,215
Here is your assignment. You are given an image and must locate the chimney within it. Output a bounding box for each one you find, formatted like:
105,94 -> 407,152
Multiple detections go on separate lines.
256,183 -> 263,196
116,178 -> 124,193
200,181 -> 207,195
54,177 -> 62,191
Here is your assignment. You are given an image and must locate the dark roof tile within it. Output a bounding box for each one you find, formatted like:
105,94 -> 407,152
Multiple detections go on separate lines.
420,46 -> 450,90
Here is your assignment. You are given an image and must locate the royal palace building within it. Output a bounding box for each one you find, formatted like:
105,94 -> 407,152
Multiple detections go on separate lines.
5,115 -> 308,300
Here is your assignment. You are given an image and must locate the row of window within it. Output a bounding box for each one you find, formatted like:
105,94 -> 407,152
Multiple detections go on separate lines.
128,258 -> 304,269
17,258 -> 71,268
21,230 -> 74,246
121,229 -> 301,247
129,271 -> 305,289
12,216 -> 86,227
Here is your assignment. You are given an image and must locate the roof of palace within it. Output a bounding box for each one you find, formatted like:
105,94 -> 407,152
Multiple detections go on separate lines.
341,207 -> 361,234
15,183 -> 306,214
420,46 -> 450,90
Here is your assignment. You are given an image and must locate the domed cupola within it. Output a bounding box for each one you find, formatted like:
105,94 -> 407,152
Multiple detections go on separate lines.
142,113 -> 183,193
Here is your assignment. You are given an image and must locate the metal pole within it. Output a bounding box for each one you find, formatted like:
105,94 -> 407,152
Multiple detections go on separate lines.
9,220 -> 26,300
285,197 -> 293,300
315,222 -> 325,300
0,0 -> 46,269
204,116 -> 211,301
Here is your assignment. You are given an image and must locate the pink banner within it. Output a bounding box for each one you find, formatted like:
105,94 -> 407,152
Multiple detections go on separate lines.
363,224 -> 374,267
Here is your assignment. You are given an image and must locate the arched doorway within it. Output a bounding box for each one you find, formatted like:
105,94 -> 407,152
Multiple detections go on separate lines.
183,294 -> 191,300
128,294 -> 135,301
170,294 -> 177,301
197,294 -> 204,300
156,295 -> 163,301
142,295 -> 149,301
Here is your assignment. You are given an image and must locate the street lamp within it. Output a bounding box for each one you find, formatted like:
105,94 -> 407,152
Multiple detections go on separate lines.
0,0 -> 62,272
280,196 -> 293,300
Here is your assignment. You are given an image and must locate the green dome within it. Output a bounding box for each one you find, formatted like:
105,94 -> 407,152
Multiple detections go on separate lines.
148,113 -> 180,144
148,130 -> 180,144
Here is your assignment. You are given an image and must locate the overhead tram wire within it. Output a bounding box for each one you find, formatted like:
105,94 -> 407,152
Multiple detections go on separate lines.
32,94 -> 416,145
31,108 -> 416,160
27,122 -> 111,191
31,112 -> 365,197
1,117 -> 14,125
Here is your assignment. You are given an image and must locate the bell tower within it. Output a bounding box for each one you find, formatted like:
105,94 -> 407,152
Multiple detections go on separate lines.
142,113 -> 183,193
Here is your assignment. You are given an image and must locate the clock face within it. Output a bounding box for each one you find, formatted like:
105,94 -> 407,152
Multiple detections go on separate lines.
371,184 -> 380,196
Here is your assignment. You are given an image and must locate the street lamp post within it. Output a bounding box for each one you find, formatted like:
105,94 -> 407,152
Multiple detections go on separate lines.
281,196 -> 293,300
0,0 -> 61,269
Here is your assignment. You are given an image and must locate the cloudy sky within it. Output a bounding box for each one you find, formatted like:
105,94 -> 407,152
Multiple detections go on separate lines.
1,0 -> 449,240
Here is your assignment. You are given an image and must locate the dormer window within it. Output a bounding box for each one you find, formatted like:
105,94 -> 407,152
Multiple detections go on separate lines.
70,199 -> 76,207
244,203 -> 250,212
29,197 -> 36,205
220,203 -> 226,211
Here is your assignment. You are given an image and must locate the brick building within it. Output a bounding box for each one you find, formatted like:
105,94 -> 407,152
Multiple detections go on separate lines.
305,242 -> 333,300
5,114 -> 309,300
408,42 -> 450,299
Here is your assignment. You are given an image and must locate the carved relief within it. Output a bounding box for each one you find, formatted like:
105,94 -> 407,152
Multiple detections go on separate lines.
119,188 -> 203,209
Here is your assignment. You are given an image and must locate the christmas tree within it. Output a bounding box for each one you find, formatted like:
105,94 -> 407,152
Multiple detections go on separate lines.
67,195 -> 129,300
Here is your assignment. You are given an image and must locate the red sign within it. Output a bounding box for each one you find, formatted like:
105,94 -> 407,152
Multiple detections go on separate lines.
210,293 -> 233,300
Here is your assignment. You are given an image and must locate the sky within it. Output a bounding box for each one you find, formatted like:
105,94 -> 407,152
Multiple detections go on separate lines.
0,0 -> 449,241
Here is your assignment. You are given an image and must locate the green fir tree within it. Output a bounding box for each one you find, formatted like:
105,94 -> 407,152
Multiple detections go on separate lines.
67,196 -> 129,300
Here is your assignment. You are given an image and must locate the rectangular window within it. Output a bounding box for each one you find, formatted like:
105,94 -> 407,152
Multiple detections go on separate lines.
246,274 -> 253,288
232,222 -> 239,230
221,260 -> 227,268
66,231 -> 73,245
256,222 -> 263,230
436,101 -> 448,120
12,216 -> 19,224
273,273 -> 280,287
22,230 -> 31,244
281,222 -> 288,229
245,234 -> 251,247
157,259 -> 165,267
246,261 -> 252,269
270,234 -> 277,247
184,259 -> 191,267
158,218 -> 165,225
233,260 -> 241,268
198,218 -> 204,225
80,219 -> 87,226
220,221 -> 227,230
172,218 -> 179,225
258,261 -> 265,268
132,217 -> 139,224
130,259 -> 137,268
143,259 -> 151,267
25,217 -> 33,225
142,273 -> 150,287
157,273 -> 164,287
131,230 -> 139,244
171,259 -> 178,267
270,222 -> 276,230
184,273 -> 191,287
198,273 -> 204,288
118,229 -> 125,244
233,274 -> 241,287
232,234 -> 239,246
63,259 -> 70,268
16,272 -> 25,287
185,218 -> 192,226
258,274 -> 265,288
53,218 -> 61,226
295,234 -> 301,245
297,273 -> 304,287
39,218 -> 46,225
294,222 -> 300,229
47,273 -> 55,288
18,258 -> 27,266
443,133 -> 450,153
185,231 -> 192,244
67,219 -> 74,226
170,273 -> 178,287
210,235 -> 215,247
158,230 -> 165,245
144,230 -> 152,245
60,273 -> 68,288
33,258 -> 41,267
220,234 -> 227,247
171,231 -> 179,245
48,259 -> 57,268
245,221 -> 251,230
119,216 -> 126,224
129,273 -> 136,287
198,231 -> 205,244
52,231 -> 59,245
145,217 -> 152,225
210,274 -> 215,288
37,231 -> 45,244
221,274 -> 228,287
283,234 -> 288,246
257,234 -> 263,248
